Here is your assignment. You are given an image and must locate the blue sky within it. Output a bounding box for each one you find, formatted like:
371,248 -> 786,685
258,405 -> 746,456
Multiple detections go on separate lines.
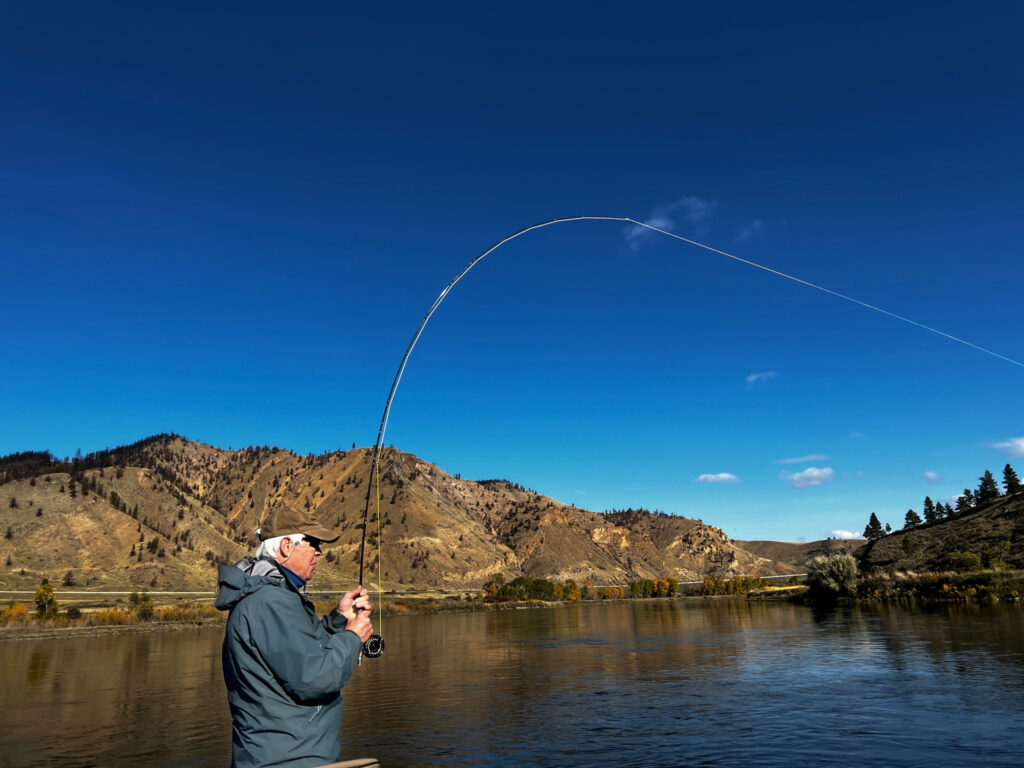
2,2 -> 1022,541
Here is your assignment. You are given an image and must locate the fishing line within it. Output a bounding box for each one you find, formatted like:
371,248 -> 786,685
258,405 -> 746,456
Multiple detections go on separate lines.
629,219 -> 1024,370
355,214 -> 1024,659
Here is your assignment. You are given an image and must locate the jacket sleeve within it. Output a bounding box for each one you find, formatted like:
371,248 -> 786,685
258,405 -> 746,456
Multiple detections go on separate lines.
324,608 -> 349,634
247,590 -> 363,702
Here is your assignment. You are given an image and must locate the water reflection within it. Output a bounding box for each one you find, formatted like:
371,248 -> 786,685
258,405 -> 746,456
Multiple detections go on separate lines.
2,601 -> 1023,767
2,629 -> 230,767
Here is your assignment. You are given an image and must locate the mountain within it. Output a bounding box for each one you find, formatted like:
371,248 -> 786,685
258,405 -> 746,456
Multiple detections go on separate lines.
1,434 -> 812,592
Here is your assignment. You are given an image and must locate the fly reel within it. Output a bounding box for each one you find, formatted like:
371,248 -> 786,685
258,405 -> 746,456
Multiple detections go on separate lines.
362,634 -> 385,658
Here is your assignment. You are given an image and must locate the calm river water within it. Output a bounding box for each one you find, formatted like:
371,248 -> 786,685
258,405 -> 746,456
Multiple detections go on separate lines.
2,599 -> 1023,767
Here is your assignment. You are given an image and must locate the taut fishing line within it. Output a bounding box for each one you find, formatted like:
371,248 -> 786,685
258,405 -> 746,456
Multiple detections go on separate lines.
355,214 -> 1023,658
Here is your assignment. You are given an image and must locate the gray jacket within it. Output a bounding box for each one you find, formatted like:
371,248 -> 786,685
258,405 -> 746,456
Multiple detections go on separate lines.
215,557 -> 363,768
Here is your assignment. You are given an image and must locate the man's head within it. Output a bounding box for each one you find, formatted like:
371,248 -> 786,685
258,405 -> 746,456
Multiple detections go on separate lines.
257,507 -> 339,582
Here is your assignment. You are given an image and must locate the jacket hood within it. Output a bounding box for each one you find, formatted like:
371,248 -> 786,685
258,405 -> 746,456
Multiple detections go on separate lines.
215,556 -> 286,611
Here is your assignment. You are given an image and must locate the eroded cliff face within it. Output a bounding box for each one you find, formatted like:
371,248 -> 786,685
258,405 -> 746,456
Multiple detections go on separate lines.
0,436 -> 789,591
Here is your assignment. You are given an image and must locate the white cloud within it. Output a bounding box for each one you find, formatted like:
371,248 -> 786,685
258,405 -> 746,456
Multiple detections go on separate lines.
782,466 -> 835,490
830,530 -> 864,540
984,437 -> 1024,458
733,219 -> 764,244
775,454 -> 828,465
922,470 -> 942,484
745,371 -> 778,389
695,472 -> 740,484
850,431 -> 866,439
623,196 -> 715,250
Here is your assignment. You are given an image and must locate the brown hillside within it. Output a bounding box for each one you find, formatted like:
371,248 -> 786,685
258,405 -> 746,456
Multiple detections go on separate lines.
856,491 -> 1024,572
735,538 -> 865,573
1,435 -> 795,592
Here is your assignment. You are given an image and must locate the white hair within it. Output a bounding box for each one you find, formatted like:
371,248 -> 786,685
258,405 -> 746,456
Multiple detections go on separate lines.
255,533 -> 304,559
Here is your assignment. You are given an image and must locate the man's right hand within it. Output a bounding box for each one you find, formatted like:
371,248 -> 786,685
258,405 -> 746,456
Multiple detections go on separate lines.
346,608 -> 374,643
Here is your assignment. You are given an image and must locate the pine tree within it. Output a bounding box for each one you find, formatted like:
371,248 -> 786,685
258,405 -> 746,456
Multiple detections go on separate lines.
1004,464 -> 1021,495
922,496 -> 937,524
956,492 -> 972,515
904,509 -> 922,529
976,470 -> 1000,505
863,513 -> 884,540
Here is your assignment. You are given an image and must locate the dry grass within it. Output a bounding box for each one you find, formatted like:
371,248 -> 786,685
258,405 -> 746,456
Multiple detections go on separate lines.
155,604 -> 221,622
0,599 -> 222,629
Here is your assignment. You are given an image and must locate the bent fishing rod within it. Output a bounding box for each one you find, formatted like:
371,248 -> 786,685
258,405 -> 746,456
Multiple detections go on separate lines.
354,214 -> 1024,659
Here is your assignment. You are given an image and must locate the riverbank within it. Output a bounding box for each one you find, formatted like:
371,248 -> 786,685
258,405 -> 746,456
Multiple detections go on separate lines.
6,570 -> 1022,641
0,590 -> 500,640
0,590 -> 766,640
752,569 -> 1024,604
856,569 -> 1024,602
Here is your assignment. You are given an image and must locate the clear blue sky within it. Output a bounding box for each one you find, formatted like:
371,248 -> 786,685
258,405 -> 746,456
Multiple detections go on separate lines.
3,2 -> 1022,541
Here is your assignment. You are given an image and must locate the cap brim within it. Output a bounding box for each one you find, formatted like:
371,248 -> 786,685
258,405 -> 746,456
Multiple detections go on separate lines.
303,523 -> 340,544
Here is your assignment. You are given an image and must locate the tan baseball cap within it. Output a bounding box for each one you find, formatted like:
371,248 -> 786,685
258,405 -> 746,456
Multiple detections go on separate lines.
259,506 -> 340,543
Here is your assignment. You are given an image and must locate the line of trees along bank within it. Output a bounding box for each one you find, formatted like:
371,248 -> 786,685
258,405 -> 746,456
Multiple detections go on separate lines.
480,574 -> 787,602
482,574 -> 681,602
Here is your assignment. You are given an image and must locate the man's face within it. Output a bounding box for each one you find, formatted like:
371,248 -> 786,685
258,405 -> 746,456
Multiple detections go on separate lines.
280,536 -> 322,581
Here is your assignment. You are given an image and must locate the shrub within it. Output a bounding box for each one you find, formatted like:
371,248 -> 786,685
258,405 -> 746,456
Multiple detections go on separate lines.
2,601 -> 28,625
89,609 -> 134,625
806,555 -> 858,600
950,551 -> 982,572
129,591 -> 155,621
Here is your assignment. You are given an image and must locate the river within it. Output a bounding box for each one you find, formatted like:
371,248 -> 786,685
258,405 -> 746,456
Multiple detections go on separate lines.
2,599 -> 1023,767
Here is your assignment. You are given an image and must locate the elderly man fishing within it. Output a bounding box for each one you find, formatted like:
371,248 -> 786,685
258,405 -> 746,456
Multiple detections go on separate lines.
216,506 -> 374,768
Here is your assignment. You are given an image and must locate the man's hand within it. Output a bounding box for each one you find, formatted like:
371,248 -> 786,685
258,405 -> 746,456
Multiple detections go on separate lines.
339,586 -> 374,643
346,608 -> 374,644
338,586 -> 370,620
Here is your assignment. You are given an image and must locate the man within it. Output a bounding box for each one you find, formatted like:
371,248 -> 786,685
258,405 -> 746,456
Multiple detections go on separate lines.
216,506 -> 374,768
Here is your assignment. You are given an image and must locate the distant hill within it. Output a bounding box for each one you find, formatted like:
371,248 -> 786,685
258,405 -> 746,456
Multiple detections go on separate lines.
0,434 -> 813,592
734,538 -> 864,572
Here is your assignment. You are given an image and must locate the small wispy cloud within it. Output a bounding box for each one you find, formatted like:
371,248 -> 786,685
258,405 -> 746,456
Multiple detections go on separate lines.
782,466 -> 835,490
695,472 -> 740,484
775,454 -> 829,465
922,470 -> 942,485
733,219 -> 764,244
850,431 -> 866,439
984,437 -> 1024,458
745,371 -> 778,389
830,530 -> 864,540
623,196 -> 715,250
574,489 -> 587,496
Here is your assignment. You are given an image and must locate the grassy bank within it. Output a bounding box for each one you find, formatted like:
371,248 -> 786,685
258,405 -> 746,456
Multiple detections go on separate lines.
856,570 -> 1024,603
